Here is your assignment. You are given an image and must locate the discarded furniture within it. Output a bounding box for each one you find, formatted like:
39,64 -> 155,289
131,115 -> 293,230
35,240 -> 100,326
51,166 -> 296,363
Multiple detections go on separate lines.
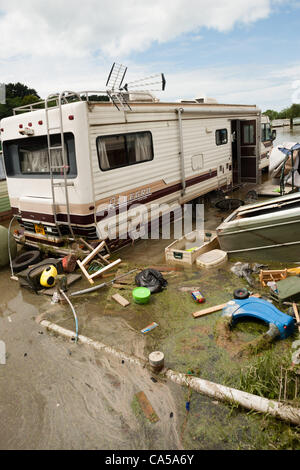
79,237 -> 110,265
165,230 -> 219,266
222,297 -> 295,340
76,240 -> 121,285
216,192 -> 300,262
259,269 -> 288,287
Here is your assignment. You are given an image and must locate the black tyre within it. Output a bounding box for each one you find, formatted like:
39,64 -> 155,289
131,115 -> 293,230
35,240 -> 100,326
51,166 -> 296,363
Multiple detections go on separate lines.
12,250 -> 41,273
215,198 -> 244,212
233,288 -> 250,300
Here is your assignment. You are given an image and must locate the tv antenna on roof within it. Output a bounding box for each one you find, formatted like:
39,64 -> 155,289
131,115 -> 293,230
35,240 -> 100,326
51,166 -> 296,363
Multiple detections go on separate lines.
105,62 -> 166,111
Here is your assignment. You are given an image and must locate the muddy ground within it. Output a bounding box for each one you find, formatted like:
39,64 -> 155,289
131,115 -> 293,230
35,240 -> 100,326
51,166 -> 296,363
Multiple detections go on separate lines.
1,182 -> 300,450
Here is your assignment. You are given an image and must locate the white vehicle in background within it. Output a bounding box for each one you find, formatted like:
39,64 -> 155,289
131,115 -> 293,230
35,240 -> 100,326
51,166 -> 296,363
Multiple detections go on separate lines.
260,115 -> 276,171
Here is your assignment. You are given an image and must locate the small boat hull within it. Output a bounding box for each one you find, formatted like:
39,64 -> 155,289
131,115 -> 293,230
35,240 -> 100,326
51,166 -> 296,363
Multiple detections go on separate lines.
216,192 -> 300,262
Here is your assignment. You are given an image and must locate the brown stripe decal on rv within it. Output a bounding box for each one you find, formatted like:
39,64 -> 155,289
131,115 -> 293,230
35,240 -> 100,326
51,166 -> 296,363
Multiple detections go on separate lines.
95,170 -> 217,221
13,169 -> 217,226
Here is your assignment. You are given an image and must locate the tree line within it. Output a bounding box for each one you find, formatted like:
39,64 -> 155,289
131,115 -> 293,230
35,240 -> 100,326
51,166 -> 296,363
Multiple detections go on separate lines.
0,82 -> 109,122
263,103 -> 300,122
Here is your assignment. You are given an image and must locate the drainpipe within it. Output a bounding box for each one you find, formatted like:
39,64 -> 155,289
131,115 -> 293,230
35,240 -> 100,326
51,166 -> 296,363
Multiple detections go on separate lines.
176,108 -> 186,196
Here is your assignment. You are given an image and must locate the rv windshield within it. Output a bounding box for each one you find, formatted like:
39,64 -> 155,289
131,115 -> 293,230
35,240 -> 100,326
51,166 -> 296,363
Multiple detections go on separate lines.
261,123 -> 272,142
3,133 -> 77,178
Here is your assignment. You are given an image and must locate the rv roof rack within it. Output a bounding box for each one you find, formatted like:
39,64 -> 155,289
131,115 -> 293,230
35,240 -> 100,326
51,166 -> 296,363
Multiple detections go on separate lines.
12,90 -> 110,114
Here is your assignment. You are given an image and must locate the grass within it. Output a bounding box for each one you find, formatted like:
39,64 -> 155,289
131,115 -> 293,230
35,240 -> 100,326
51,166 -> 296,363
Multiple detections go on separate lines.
224,346 -> 300,403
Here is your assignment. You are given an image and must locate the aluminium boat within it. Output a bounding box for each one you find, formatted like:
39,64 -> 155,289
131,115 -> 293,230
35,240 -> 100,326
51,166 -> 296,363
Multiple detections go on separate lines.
216,192 -> 300,262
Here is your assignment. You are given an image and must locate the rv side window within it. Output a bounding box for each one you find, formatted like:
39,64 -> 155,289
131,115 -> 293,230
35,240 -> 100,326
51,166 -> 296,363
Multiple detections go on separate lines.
216,129 -> 228,146
97,131 -> 153,171
242,124 -> 255,145
3,133 -> 77,178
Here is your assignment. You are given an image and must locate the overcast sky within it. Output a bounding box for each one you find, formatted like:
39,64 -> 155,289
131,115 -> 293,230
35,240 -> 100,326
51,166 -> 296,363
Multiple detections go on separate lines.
0,0 -> 299,111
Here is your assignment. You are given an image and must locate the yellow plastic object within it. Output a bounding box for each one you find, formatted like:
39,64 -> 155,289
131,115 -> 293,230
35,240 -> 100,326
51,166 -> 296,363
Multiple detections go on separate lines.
287,267 -> 300,275
40,265 -> 58,287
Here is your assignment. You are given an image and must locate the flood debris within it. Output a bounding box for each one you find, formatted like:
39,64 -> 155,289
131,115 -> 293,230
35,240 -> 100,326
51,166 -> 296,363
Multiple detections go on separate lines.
230,262 -> 267,286
77,240 -> 122,285
165,229 -> 219,266
134,391 -> 159,423
70,269 -> 138,297
141,322 -> 159,334
148,351 -> 164,373
135,268 -> 167,294
191,290 -> 205,303
111,293 -> 130,307
273,276 -> 300,302
259,269 -> 288,287
62,254 -> 77,273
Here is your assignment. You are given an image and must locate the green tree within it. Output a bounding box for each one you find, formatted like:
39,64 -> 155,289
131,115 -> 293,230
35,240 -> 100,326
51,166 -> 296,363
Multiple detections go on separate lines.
0,82 -> 40,121
263,109 -> 279,121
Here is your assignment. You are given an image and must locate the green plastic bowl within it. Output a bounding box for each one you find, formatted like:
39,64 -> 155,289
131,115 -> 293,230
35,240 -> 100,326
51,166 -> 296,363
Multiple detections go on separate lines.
132,287 -> 151,304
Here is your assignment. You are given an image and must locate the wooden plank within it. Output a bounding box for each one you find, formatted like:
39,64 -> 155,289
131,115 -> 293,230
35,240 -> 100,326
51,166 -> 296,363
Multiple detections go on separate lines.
293,303 -> 300,333
112,293 -> 130,307
135,391 -> 159,423
79,238 -> 110,265
193,303 -> 228,318
77,260 -> 94,285
193,294 -> 261,318
89,259 -> 122,280
81,241 -> 105,267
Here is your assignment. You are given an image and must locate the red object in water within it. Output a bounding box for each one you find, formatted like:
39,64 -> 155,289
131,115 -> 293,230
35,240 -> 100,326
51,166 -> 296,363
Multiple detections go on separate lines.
62,254 -> 77,273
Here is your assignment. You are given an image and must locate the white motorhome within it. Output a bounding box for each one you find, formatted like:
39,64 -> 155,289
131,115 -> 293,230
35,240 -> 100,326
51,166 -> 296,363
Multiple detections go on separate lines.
260,115 -> 276,171
0,91 -> 262,252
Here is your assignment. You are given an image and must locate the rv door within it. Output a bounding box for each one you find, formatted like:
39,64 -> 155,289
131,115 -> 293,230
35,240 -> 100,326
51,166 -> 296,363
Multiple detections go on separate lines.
240,120 -> 257,183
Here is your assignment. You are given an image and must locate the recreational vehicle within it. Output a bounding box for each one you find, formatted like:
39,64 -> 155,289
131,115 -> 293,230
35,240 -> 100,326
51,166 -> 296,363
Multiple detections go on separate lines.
0,148 -> 11,221
0,91 -> 262,253
260,115 -> 276,171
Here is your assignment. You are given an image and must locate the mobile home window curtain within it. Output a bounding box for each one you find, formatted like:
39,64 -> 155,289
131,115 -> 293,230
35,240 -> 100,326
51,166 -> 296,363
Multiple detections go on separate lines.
97,131 -> 153,171
20,145 -> 67,174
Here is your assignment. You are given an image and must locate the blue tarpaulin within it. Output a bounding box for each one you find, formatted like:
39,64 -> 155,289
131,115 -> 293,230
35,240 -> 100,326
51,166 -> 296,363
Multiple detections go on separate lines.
278,143 -> 300,156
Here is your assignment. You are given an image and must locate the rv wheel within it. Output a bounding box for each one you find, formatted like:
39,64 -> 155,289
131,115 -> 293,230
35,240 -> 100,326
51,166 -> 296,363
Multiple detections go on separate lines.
12,250 -> 41,273
233,288 -> 250,300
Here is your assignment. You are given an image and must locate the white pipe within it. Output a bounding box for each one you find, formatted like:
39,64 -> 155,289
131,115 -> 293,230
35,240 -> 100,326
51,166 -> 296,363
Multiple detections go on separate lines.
40,320 -> 300,425
40,320 -> 146,368
166,370 -> 300,426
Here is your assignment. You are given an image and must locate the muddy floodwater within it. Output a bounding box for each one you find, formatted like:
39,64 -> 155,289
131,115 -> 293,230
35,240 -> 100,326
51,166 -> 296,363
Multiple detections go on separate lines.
1,178 -> 300,449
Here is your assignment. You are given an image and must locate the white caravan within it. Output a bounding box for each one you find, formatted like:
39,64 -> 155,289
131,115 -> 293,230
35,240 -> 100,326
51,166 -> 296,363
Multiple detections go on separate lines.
260,115 -> 276,171
0,91 -> 261,253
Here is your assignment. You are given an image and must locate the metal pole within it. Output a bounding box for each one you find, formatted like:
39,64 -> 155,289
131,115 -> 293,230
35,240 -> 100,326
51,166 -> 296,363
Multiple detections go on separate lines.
176,108 -> 186,196
70,269 -> 138,297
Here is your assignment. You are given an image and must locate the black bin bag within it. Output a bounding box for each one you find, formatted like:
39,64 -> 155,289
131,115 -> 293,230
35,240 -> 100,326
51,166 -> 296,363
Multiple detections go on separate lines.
135,269 -> 168,294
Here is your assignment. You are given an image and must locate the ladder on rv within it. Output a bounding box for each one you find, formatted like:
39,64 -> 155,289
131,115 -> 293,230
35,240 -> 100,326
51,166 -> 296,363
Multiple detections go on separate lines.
44,91 -> 82,239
